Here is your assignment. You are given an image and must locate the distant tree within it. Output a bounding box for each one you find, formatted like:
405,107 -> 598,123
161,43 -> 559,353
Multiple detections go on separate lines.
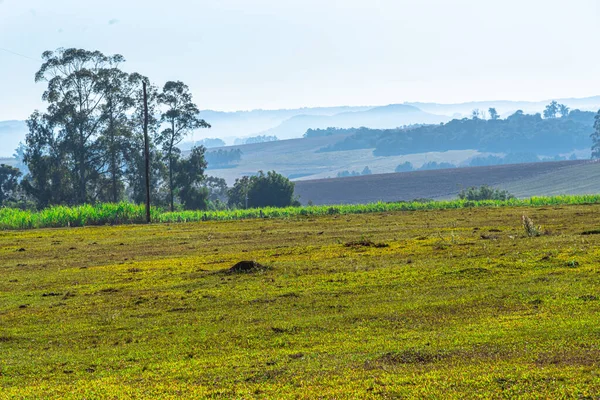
0,164 -> 22,206
173,146 -> 208,210
503,152 -> 540,164
591,110 -> 600,159
242,135 -> 278,144
558,104 -> 570,119
157,81 -> 211,211
471,109 -> 481,119
246,171 -> 296,208
458,185 -> 514,201
508,110 -> 525,119
469,155 -> 504,167
304,127 -> 354,138
205,149 -> 242,168
361,166 -> 372,175
202,176 -> 228,203
394,162 -> 413,173
337,170 -> 360,178
543,101 -> 559,119
418,161 -> 456,171
12,142 -> 29,175
488,107 -> 500,120
227,176 -> 251,208
196,138 -> 226,148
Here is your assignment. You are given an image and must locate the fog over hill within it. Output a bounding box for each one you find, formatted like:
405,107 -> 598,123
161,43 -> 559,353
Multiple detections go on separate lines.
2,95 -> 600,157
194,95 -> 600,144
406,96 -> 600,118
0,121 -> 27,158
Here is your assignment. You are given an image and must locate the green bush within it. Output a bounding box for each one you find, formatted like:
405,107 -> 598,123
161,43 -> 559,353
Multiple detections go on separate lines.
458,185 -> 514,201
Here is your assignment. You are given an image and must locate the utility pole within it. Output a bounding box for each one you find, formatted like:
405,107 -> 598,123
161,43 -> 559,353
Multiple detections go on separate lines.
143,81 -> 151,224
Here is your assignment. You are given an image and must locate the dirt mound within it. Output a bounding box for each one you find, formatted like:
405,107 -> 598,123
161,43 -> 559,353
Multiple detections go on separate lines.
344,239 -> 389,248
228,261 -> 270,274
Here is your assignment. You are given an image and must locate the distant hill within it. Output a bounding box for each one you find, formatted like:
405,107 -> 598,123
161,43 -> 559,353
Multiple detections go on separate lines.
0,121 -> 27,157
4,95 -> 600,156
201,130 -> 484,185
198,106 -> 372,143
406,96 -> 600,118
316,110 -> 596,156
293,160 -> 596,205
257,104 -> 448,139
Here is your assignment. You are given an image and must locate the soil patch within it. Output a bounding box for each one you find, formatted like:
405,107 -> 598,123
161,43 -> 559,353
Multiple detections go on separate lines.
228,261 -> 270,274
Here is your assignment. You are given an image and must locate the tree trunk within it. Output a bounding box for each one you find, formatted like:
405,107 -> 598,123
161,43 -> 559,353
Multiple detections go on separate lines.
78,129 -> 86,204
169,153 -> 174,212
169,120 -> 176,212
109,112 -> 118,203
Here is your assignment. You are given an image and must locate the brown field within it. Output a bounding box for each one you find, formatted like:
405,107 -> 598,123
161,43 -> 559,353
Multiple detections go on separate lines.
294,160 -> 597,205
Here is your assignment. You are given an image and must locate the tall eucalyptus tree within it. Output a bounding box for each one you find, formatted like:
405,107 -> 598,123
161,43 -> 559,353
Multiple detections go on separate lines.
157,81 -> 210,211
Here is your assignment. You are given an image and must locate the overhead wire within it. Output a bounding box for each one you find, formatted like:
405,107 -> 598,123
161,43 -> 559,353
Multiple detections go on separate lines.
0,47 -> 40,62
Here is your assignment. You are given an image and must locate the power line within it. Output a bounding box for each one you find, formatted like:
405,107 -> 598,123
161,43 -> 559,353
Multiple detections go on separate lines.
0,47 -> 40,62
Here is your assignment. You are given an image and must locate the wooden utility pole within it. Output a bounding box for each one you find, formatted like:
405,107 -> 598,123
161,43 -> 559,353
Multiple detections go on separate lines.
143,81 -> 151,224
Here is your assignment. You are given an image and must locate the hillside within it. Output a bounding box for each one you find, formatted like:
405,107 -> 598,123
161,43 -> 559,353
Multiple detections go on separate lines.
315,111 -> 596,156
4,95 -> 599,154
293,160 -> 596,205
406,95 -> 600,117
205,134 -> 481,184
256,104 -> 448,139
0,120 -> 27,157
198,106 -> 372,143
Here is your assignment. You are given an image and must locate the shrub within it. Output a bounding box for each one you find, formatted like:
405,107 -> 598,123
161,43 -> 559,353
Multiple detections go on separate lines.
458,185 -> 514,201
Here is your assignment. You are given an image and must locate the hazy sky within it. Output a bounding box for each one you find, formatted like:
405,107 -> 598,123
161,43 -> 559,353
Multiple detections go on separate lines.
1,0 -> 599,120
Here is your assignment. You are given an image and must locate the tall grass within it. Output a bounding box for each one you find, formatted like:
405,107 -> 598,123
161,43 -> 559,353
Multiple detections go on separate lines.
0,203 -> 161,230
1,194 -> 600,230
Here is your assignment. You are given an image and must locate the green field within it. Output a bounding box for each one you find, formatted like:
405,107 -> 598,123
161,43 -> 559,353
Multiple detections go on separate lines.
2,204 -> 600,398
2,194 -> 600,230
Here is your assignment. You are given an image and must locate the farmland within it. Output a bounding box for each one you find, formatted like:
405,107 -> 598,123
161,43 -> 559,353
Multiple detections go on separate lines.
203,133 -> 482,184
3,194 -> 600,230
2,203 -> 600,398
294,160 -> 598,205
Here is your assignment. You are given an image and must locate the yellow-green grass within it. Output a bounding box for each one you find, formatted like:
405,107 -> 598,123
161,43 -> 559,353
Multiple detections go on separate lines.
1,205 -> 600,398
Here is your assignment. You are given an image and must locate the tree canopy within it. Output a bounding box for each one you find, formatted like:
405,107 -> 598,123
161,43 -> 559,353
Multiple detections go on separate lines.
228,171 -> 297,209
315,107 -> 595,157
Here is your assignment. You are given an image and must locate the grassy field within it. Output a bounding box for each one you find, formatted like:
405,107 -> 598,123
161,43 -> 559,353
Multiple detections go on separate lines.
1,204 -> 600,398
3,194 -> 600,230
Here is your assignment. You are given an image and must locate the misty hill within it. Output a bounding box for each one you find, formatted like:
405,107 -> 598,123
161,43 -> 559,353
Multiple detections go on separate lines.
198,106 -> 372,143
255,104 -> 448,139
193,96 -> 600,144
201,131 -> 484,185
4,96 -> 600,158
317,110 -> 596,156
0,121 -> 27,157
406,96 -> 600,118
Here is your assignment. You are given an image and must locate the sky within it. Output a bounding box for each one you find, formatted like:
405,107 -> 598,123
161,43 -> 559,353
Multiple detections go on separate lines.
1,0 -> 600,120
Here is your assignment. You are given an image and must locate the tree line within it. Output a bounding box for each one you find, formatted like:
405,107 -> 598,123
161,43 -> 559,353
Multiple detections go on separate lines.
316,105 -> 598,157
0,48 -> 297,211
